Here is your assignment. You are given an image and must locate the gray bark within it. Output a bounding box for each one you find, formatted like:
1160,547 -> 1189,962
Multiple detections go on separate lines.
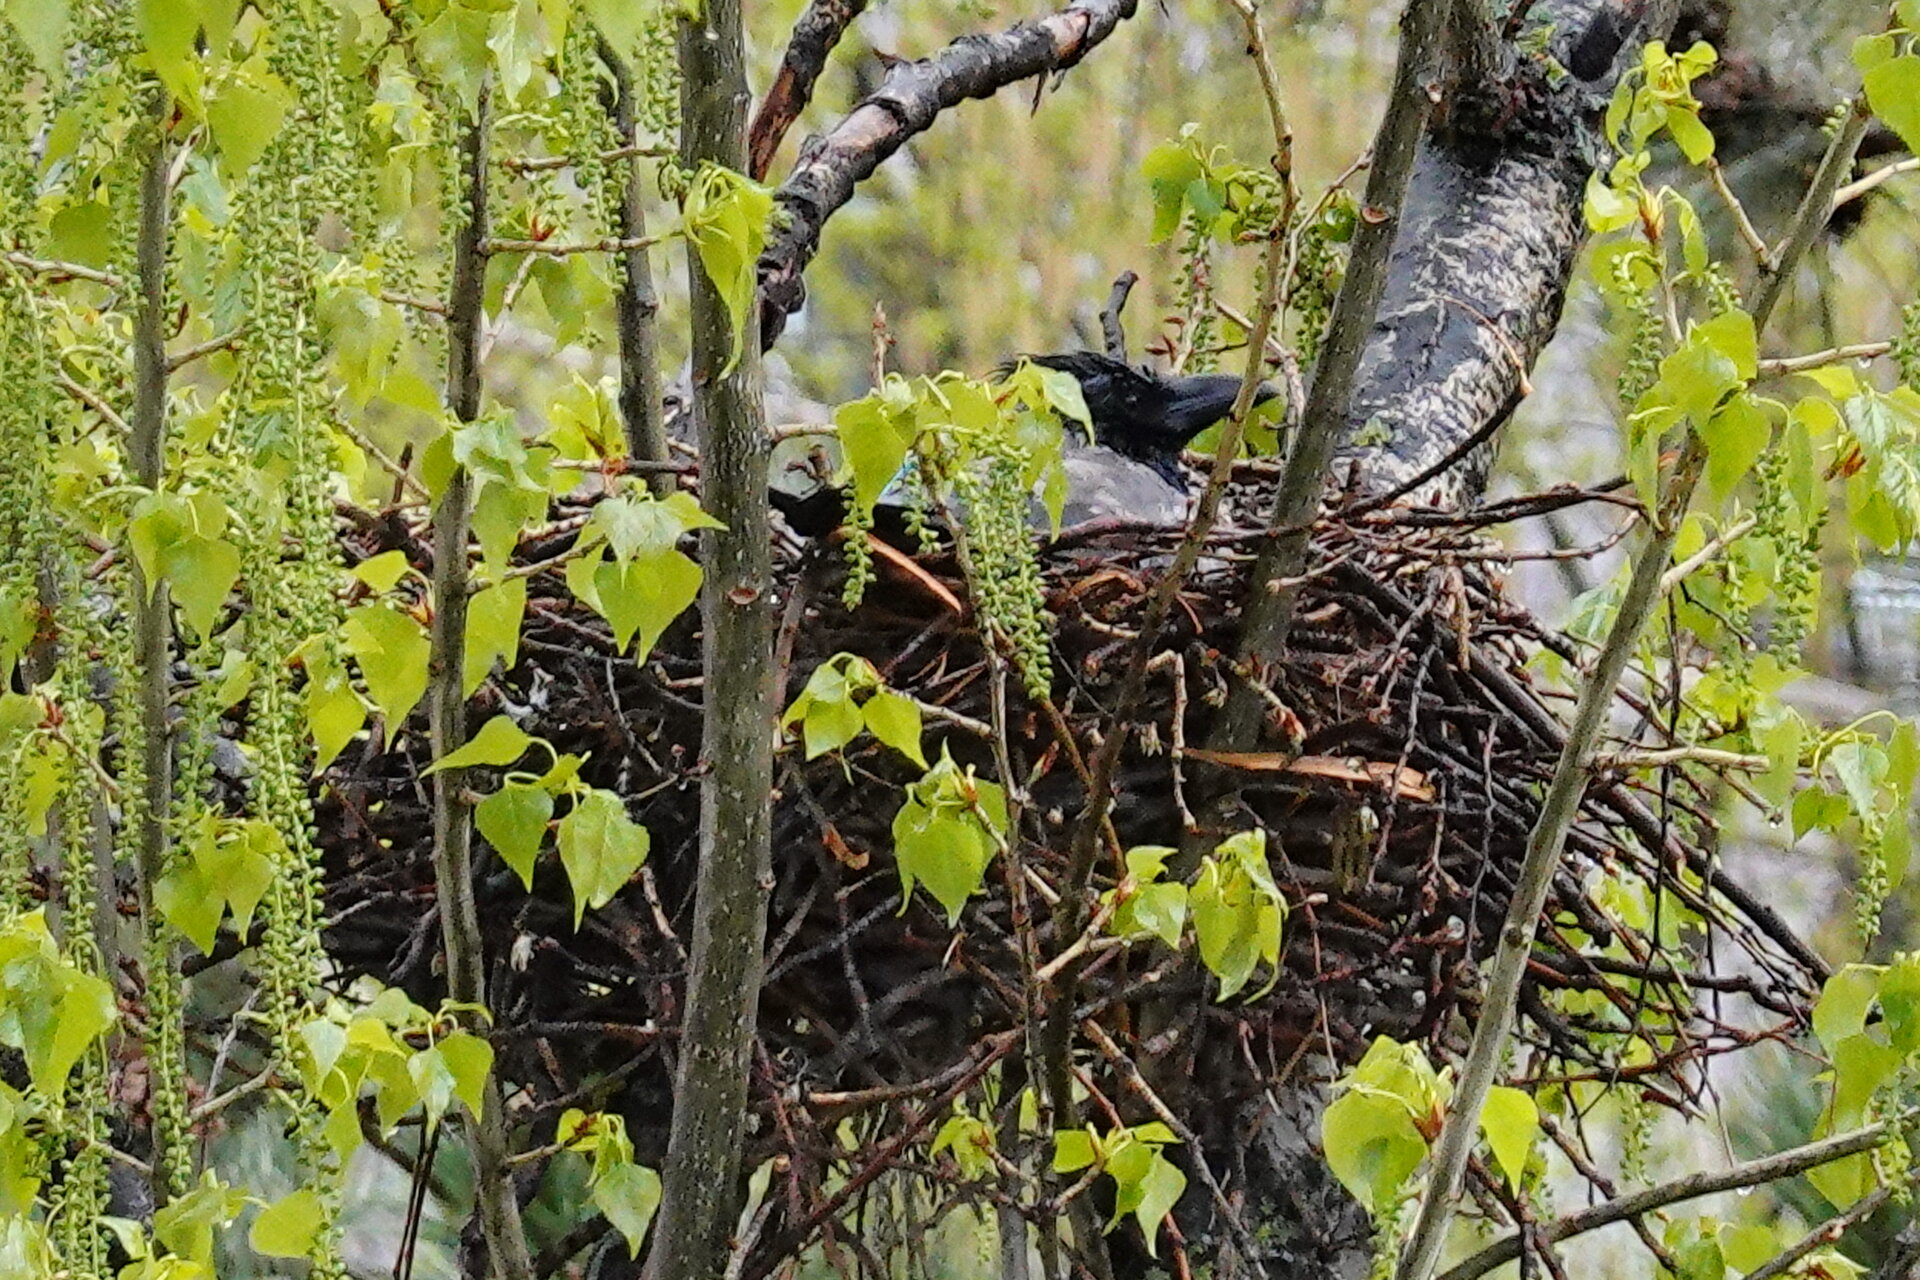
647,0 -> 776,1275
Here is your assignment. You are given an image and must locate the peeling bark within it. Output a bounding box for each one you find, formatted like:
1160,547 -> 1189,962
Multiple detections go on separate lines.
1331,0 -> 1681,507
747,0 -> 870,181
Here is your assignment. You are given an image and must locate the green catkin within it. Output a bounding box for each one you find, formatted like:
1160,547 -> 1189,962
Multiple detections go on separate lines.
51,628 -> 114,1280
1173,212 -> 1218,372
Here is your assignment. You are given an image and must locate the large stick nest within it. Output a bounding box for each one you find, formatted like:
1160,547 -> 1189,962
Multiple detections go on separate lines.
316,471 -> 1821,1270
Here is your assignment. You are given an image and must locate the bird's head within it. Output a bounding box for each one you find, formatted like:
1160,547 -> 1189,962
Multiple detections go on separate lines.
1157,372 -> 1281,446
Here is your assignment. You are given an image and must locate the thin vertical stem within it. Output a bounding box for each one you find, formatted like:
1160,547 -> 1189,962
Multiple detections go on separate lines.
598,34 -> 672,492
430,85 -> 535,1280
129,87 -> 178,1206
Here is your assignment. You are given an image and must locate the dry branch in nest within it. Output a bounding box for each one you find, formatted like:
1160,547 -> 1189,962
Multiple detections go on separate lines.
316,473 -> 1821,1272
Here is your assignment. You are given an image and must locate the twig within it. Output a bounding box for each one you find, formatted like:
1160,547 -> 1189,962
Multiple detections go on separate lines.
1593,747 -> 1768,772
2,251 -> 124,290
54,371 -> 131,437
1399,61 -> 1878,1280
497,142 -> 671,172
130,90 -> 178,1205
1658,512 -> 1756,593
1754,96 -> 1871,329
1757,341 -> 1892,377
1435,1112 -> 1910,1280
1705,157 -> 1771,269
1099,270 -> 1137,360
165,326 -> 246,372
1395,434 -> 1708,1280
1832,155 -> 1920,210
1742,1182 -> 1895,1280
649,1 -> 778,1275
481,233 -> 666,257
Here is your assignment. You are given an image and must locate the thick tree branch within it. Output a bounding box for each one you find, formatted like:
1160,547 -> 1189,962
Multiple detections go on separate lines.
747,0 -> 870,181
755,0 -> 1138,347
430,86 -> 536,1280
649,1 -> 776,1276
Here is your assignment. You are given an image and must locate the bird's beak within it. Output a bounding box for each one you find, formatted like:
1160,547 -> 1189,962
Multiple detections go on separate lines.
1166,373 -> 1282,440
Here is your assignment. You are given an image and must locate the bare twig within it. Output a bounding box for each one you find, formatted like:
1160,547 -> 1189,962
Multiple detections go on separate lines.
1757,341 -> 1892,377
1099,270 -> 1137,360
1832,155 -> 1920,209
481,233 -> 665,257
1211,0 -> 1445,748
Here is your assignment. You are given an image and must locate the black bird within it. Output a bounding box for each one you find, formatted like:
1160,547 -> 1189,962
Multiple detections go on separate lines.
1012,351 -> 1273,486
771,351 -> 1276,537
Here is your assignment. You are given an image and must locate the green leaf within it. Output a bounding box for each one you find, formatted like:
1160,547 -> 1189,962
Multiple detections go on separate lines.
1828,1033 -> 1901,1132
1125,883 -> 1189,949
1704,395 -> 1771,503
409,1043 -> 458,1130
803,690 -> 862,759
1052,1128 -> 1098,1173
477,783 -> 554,889
931,1111 -> 996,1180
891,751 -> 1007,925
1321,1088 -> 1426,1217
1816,965 -> 1879,1058
353,550 -> 413,593
862,690 -> 927,767
1127,1149 -> 1187,1256
342,603 -> 432,737
466,576 -> 527,695
305,649 -> 368,773
2,0 -> 71,78
1479,1086 -> 1537,1193
155,859 -> 224,955
1878,953 -> 1920,1056
593,550 -> 702,661
1141,140 -> 1204,243
836,388 -> 918,516
167,534 -> 242,639
438,1030 -> 494,1121
426,715 -> 534,774
593,1161 -> 663,1259
683,164 -> 773,376
207,62 -> 292,181
249,1188 -> 324,1260
557,789 -> 651,927
1865,56 -> 1920,156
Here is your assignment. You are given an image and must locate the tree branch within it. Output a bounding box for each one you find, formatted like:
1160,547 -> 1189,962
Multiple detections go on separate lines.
648,1 -> 777,1276
756,0 -> 1139,347
1207,0 -> 1445,754
430,85 -> 536,1280
130,86 -> 177,1208
747,0 -> 870,181
598,34 -> 672,493
1435,1113 -> 1910,1280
